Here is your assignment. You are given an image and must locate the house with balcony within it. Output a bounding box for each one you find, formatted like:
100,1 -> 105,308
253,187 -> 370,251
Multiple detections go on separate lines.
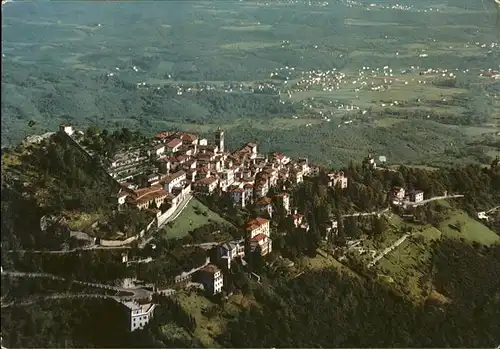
249,233 -> 272,256
246,217 -> 270,238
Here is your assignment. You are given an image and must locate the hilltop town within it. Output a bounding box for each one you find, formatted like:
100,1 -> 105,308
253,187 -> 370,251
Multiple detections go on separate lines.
1,124 -> 499,348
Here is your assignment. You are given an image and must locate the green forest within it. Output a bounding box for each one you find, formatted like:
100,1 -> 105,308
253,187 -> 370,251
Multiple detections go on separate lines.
218,239 -> 500,348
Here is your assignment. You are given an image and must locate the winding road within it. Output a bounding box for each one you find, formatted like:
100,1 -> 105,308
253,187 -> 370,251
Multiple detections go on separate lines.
1,270 -> 152,308
1,293 -> 121,309
7,245 -> 131,254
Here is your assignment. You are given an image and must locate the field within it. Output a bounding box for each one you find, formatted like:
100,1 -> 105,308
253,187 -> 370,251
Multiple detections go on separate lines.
161,199 -> 232,240
368,209 -> 499,302
2,0 -> 499,168
437,210 -> 499,245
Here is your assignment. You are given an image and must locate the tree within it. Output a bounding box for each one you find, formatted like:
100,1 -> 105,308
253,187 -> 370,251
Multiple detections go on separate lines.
158,161 -> 168,174
372,216 -> 387,240
121,128 -> 133,144
344,216 -> 359,239
85,125 -> 100,139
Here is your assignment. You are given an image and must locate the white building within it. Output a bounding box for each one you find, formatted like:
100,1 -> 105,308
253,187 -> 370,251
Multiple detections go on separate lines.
123,301 -> 156,332
218,239 -> 245,269
59,124 -> 74,136
390,187 -> 406,205
409,190 -> 424,203
197,264 -> 223,295
163,170 -> 186,193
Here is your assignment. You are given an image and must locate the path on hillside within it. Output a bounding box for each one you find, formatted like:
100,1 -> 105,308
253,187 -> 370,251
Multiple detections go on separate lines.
1,271 -> 151,301
342,207 -> 390,218
182,242 -> 220,250
367,233 -> 412,268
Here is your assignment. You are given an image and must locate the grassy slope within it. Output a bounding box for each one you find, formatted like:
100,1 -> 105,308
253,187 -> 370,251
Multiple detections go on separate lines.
374,208 -> 498,302
161,198 -> 231,239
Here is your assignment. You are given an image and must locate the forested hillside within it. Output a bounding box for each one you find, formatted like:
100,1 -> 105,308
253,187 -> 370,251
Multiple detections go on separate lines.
218,240 -> 500,348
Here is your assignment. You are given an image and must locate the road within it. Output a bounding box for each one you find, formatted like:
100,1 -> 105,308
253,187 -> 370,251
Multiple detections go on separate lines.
403,194 -> 464,207
1,271 -> 152,303
1,293 -> 121,309
486,206 -> 500,214
7,245 -> 131,254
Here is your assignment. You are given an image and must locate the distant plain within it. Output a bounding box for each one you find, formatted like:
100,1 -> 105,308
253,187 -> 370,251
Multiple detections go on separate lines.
2,0 -> 499,167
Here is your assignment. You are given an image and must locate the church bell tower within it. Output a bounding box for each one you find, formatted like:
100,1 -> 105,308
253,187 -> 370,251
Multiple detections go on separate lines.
215,127 -> 224,153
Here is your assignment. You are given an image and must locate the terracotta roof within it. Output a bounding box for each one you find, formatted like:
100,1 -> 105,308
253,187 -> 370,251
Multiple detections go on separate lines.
273,152 -> 284,160
243,183 -> 254,189
246,217 -> 270,231
232,187 -> 244,193
179,133 -> 198,142
250,233 -> 267,242
255,196 -> 272,205
127,186 -> 171,205
201,264 -> 219,274
166,138 -> 182,148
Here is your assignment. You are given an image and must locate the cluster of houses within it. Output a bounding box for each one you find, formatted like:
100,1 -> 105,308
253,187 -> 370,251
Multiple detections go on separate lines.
61,123 -> 349,231
58,124 -> 351,331
389,186 -> 424,206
